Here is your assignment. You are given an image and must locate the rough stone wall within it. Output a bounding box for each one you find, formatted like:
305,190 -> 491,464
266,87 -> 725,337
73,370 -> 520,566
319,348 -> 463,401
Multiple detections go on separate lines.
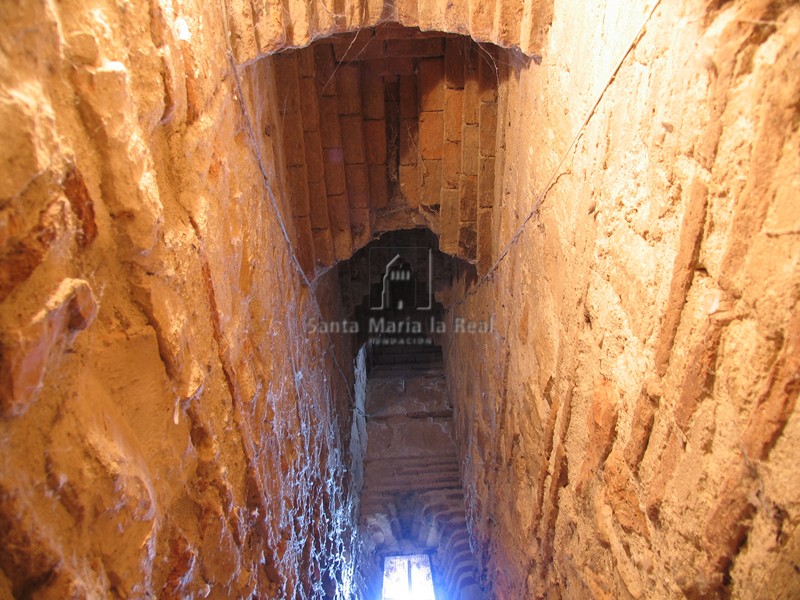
225,0 -> 554,59
0,1 -> 359,597
445,0 -> 800,598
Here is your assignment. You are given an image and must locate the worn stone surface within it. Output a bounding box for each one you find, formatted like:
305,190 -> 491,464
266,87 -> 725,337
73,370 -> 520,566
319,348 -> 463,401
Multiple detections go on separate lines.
0,1 -> 360,597
1,0 -> 798,598
445,1 -> 800,598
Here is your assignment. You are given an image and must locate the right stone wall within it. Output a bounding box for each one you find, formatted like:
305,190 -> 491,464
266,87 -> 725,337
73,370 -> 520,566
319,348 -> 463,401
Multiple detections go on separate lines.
445,0 -> 800,597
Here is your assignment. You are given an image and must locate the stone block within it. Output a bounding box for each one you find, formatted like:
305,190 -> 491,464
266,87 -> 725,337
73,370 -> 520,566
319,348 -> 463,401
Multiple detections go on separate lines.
478,157 -> 495,207
463,76 -> 479,125
318,95 -> 341,148
419,111 -> 444,160
418,58 -> 445,111
368,165 -> 389,209
440,188 -> 460,254
312,228 -> 335,267
445,39 -> 466,89
385,38 -> 444,58
345,163 -> 370,209
308,179 -> 330,229
479,101 -> 497,157
361,72 -> 385,119
322,148 -> 346,195
340,114 -> 366,164
1,279 -> 97,418
461,125 -> 479,176
292,216 -> 315,275
420,159 -> 442,207
477,207 -> 492,272
459,174 -> 477,222
299,77 -> 319,131
303,129 -> 325,181
282,116 -> 305,166
336,64 -> 361,115
443,140 -> 461,189
286,164 -> 310,217
363,119 -> 387,165
444,88 -> 464,142
313,44 -> 336,96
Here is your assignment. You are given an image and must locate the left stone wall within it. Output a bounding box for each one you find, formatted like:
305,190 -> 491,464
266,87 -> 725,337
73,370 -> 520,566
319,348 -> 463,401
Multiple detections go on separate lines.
0,0 -> 358,597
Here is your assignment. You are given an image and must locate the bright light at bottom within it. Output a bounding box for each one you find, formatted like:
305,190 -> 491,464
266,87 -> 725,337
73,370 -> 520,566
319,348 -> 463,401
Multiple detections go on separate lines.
381,554 -> 436,600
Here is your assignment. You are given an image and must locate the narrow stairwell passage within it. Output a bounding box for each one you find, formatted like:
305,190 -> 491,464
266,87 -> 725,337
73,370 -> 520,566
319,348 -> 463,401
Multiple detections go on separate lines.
357,348 -> 481,599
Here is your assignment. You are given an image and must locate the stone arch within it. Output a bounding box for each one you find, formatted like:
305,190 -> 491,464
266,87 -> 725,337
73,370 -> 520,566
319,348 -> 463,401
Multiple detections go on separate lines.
224,0 -> 554,60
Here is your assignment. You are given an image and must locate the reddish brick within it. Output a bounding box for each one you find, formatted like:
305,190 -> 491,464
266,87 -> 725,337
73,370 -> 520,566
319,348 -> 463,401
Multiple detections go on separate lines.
368,165 -> 389,209
458,222 -> 477,258
327,193 -> 350,231
297,49 -> 315,77
418,58 -> 445,111
461,124 -> 479,175
299,77 -> 319,132
459,174 -> 477,222
282,115 -> 306,167
624,380 -> 662,472
340,115 -> 366,164
419,111 -> 444,160
361,71 -> 385,120
577,378 -> 620,492
477,207 -> 492,273
292,215 -> 315,275
742,308 -> 800,459
322,148 -> 346,195
399,164 -> 420,209
336,64 -> 361,115
654,180 -> 709,376
478,51 -> 499,102
345,164 -> 369,208
444,39 -> 466,89
463,76 -> 480,124
478,157 -> 495,207
443,141 -> 461,189
286,164 -> 310,217
440,188 -> 460,254
444,88 -> 463,142
420,159 -> 442,207
480,101 -> 498,157
363,120 -> 387,165
273,54 -> 301,114
308,179 -> 329,229
604,451 -> 650,539
303,130 -> 325,181
399,75 -> 418,119
675,321 -> 723,432
385,37 -> 444,58
313,44 -> 336,96
386,57 -> 414,76
349,207 -> 371,248
332,226 -> 353,261
312,228 -> 335,267
399,118 -> 419,166
318,95 -> 341,148
645,427 -> 683,520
